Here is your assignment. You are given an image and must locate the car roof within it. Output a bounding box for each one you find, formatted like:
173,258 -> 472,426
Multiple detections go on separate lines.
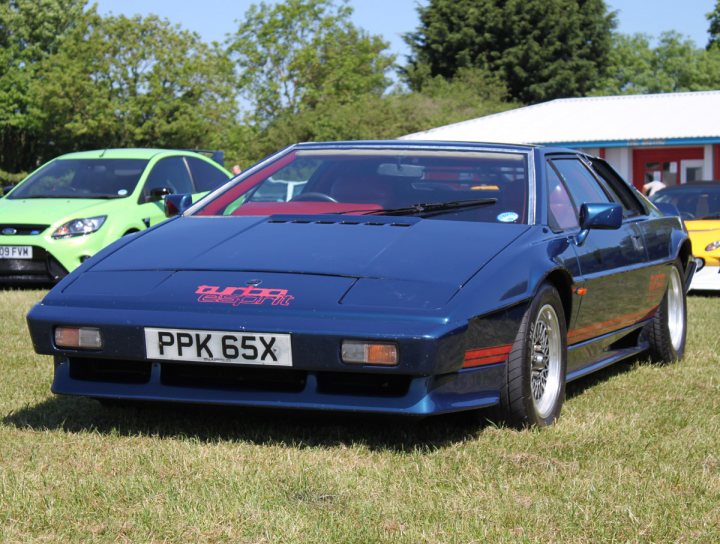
54,149 -> 209,161
655,182 -> 720,193
292,140 -> 539,153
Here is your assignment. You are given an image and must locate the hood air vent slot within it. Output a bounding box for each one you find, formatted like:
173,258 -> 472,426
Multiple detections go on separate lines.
267,217 -> 414,228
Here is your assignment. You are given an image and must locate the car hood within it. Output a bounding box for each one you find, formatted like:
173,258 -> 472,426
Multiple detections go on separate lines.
56,214 -> 529,311
685,219 -> 720,232
91,214 -> 528,283
0,197 -> 122,226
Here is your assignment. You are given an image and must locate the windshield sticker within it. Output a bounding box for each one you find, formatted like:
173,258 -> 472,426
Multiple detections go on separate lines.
497,212 -> 519,223
196,285 -> 294,307
118,189 -> 128,196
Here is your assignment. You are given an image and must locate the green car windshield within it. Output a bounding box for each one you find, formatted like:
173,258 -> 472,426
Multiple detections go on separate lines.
9,159 -> 149,199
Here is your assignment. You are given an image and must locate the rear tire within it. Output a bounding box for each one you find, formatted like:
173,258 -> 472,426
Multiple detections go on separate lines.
647,262 -> 686,363
500,283 -> 567,428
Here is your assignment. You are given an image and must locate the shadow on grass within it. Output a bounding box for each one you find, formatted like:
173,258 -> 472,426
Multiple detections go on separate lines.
4,354 -> 657,449
566,357 -> 640,400
0,284 -> 52,292
688,290 -> 719,298
2,395 -> 498,452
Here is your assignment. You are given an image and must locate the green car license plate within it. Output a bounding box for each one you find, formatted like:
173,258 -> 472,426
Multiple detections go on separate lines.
0,246 -> 32,259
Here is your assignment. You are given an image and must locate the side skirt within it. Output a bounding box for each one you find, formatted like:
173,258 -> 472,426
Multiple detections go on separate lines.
566,321 -> 650,382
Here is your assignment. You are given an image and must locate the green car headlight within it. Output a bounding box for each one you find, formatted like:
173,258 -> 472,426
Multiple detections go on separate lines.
52,216 -> 107,239
705,240 -> 720,252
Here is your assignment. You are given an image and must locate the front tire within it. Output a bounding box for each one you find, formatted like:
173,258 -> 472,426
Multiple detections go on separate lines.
501,283 -> 567,428
647,262 -> 687,363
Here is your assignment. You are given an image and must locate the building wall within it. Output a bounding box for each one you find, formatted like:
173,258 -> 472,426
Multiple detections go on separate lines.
604,148 -> 632,182
577,144 -> 719,189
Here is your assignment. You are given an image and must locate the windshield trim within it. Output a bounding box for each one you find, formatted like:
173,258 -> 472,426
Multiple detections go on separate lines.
188,143 -> 534,223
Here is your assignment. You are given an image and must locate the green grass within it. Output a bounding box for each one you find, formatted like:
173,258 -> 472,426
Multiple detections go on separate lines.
1,289 -> 718,543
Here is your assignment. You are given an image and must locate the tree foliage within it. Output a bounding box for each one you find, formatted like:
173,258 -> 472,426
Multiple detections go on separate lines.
0,0 -> 88,171
228,0 -> 394,122
404,0 -> 616,104
31,11 -> 238,157
592,31 -> 720,95
233,68 -> 515,167
5,0 -> 720,176
709,0 -> 720,49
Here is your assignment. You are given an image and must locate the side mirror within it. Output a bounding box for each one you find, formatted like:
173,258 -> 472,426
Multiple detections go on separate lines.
1,184 -> 14,196
164,193 -> 192,217
576,203 -> 622,245
146,186 -> 173,203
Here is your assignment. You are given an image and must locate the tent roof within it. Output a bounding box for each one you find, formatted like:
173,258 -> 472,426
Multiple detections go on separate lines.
401,91 -> 720,146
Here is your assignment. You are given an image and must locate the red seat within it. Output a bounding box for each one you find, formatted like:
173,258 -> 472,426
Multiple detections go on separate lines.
329,177 -> 389,205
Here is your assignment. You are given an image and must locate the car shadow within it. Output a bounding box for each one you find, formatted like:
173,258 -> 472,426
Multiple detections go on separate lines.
688,290 -> 719,298
2,395 -> 499,452
4,355 -> 652,449
0,284 -> 52,292
565,357 -> 639,400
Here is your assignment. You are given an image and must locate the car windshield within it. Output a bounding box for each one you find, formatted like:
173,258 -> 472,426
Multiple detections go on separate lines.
194,148 -> 529,223
652,185 -> 720,220
9,158 -> 148,199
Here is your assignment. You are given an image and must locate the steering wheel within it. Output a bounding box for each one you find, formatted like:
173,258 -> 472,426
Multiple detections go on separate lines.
292,192 -> 338,202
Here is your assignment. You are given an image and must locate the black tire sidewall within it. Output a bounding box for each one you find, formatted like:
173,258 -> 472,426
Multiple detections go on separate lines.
648,262 -> 687,363
503,283 -> 568,427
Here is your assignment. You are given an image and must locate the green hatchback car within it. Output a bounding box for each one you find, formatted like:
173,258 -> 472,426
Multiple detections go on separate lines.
0,148 -> 231,283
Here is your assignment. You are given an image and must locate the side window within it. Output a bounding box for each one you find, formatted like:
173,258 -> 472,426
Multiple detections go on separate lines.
185,156 -> 231,192
546,162 -> 579,230
590,159 -> 646,217
143,157 -> 193,201
551,158 -> 611,209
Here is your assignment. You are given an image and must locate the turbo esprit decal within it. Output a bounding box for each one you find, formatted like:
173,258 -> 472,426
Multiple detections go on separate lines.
196,285 -> 294,306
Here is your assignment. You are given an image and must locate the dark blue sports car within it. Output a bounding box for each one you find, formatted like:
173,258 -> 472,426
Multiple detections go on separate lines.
27,141 -> 693,427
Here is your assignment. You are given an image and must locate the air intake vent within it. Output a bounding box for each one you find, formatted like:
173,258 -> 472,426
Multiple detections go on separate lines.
266,216 -> 414,228
0,224 -> 50,236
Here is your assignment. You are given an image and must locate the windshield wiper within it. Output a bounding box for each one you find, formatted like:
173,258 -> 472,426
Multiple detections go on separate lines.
698,213 -> 720,220
364,198 -> 498,217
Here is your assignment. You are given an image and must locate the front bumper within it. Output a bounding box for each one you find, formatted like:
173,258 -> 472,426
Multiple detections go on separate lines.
0,231 -> 109,283
0,246 -> 68,283
51,355 -> 505,415
689,265 -> 720,291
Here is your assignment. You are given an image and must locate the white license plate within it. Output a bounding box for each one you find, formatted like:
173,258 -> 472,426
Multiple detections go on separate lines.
144,327 -> 292,366
0,245 -> 32,259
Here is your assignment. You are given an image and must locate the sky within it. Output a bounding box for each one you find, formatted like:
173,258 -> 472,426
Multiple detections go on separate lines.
93,0 -> 718,60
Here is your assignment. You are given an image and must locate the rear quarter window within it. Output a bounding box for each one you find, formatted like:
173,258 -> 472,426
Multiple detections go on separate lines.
590,158 -> 646,217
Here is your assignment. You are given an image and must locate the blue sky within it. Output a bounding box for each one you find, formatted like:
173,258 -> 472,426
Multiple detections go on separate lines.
94,0 -> 717,59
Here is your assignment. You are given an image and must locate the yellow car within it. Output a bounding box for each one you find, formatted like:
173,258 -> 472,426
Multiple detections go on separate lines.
652,183 -> 720,291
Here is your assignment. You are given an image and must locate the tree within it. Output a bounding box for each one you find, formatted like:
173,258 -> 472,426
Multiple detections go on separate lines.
0,0 -> 88,171
404,0 -> 617,104
592,31 -> 720,95
29,12 -> 238,160
230,68 -> 516,166
228,0 -> 394,122
708,0 -> 720,49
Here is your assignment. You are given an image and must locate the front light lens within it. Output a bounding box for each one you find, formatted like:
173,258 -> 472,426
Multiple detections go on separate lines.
55,326 -> 103,349
705,240 -> 720,252
52,216 -> 107,239
342,341 -> 398,365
